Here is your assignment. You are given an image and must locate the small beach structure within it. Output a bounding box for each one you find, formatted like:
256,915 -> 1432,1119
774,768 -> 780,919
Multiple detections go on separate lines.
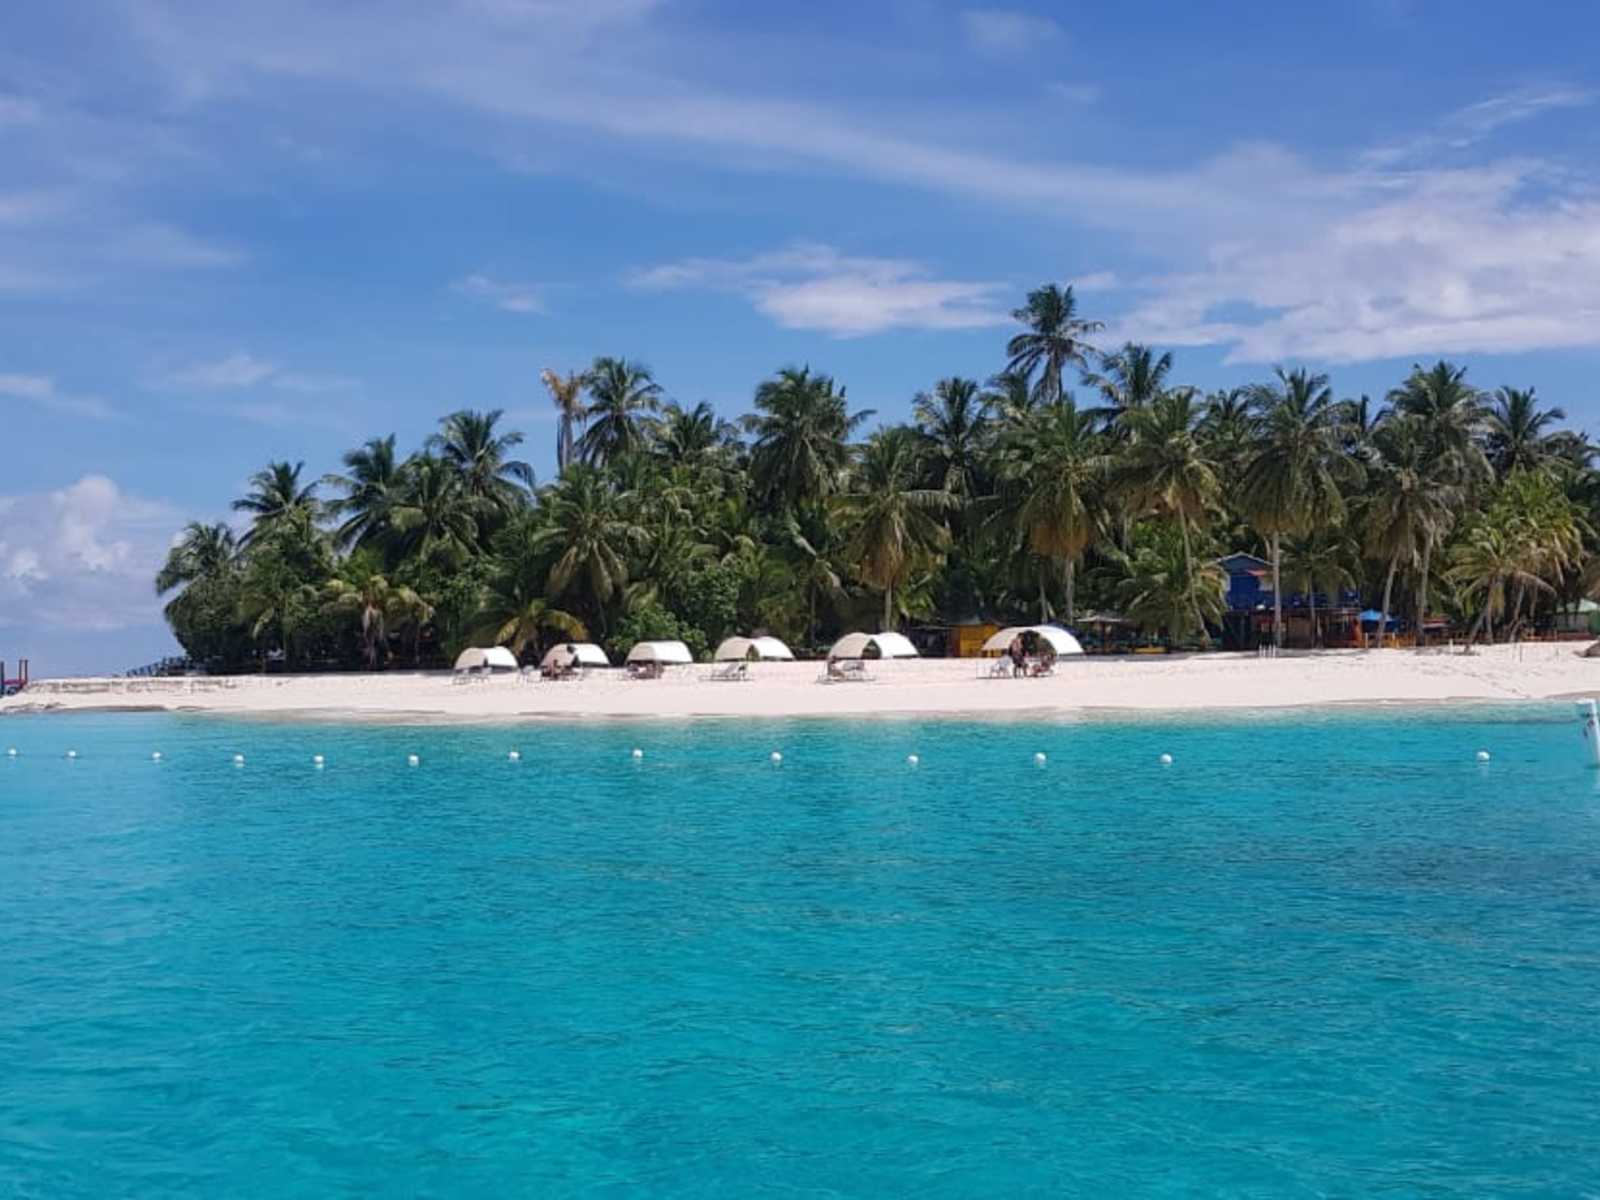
981,625 -> 1083,678
453,646 -> 519,674
624,639 -> 694,680
822,631 -> 917,683
713,636 -> 795,662
540,642 -> 609,680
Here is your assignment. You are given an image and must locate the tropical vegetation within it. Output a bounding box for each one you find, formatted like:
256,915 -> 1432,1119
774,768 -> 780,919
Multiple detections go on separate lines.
154,285 -> 1600,670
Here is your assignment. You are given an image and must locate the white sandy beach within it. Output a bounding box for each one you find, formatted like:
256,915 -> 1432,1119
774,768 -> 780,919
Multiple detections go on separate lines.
4,644 -> 1599,721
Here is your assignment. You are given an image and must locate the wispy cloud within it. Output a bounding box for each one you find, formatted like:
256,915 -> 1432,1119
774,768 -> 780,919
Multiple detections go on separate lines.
166,353 -> 278,389
961,8 -> 1064,54
451,272 -> 545,314
0,373 -> 118,420
633,243 -> 1008,337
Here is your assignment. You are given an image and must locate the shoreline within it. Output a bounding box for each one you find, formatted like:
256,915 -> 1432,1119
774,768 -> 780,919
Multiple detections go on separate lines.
4,645 -> 1597,724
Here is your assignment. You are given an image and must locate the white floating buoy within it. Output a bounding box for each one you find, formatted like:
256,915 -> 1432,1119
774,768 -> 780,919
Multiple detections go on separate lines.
5,747 -> 15,757
65,749 -> 78,760
508,750 -> 521,762
1582,699 -> 1600,768
151,751 -> 162,762
407,753 -> 420,767
907,754 -> 920,767
312,754 -> 325,768
631,748 -> 644,760
1159,753 -> 1174,766
1476,750 -> 1490,763
770,751 -> 783,765
233,753 -> 245,766
1034,752 -> 1047,766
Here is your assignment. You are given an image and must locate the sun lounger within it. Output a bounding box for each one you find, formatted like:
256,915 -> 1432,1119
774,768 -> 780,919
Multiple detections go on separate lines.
819,659 -> 871,683
707,662 -> 749,682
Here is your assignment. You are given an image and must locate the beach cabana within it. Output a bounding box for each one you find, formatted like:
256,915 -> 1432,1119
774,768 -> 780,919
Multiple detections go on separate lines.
453,646 -> 519,673
714,636 -> 795,662
540,642 -> 609,679
625,640 -> 694,666
828,632 -> 919,659
981,626 -> 1085,657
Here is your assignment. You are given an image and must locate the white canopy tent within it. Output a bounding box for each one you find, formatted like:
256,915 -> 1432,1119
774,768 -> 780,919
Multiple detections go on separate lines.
713,635 -> 796,662
540,642 -> 610,670
981,626 -> 1085,656
453,646 -> 520,672
828,631 -> 920,660
625,640 -> 694,665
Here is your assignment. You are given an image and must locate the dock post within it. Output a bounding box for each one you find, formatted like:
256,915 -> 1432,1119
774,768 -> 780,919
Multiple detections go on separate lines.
1582,699 -> 1600,768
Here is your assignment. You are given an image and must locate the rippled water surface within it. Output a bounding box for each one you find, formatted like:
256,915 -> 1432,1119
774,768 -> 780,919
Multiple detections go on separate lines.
4,708 -> 1600,1196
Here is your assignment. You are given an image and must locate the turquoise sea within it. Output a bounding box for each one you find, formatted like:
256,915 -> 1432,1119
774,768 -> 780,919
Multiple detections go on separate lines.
3,708 -> 1600,1196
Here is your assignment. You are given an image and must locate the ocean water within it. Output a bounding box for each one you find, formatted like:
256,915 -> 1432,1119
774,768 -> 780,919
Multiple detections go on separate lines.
3,708 -> 1600,1197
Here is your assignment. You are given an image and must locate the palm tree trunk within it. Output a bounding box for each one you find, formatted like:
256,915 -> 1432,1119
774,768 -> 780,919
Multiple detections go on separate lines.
883,583 -> 893,633
1038,567 -> 1048,623
1376,556 -> 1398,652
1271,531 -> 1283,649
1065,557 -> 1076,625
1178,517 -> 1204,636
1308,584 -> 1318,650
1415,533 -> 1433,650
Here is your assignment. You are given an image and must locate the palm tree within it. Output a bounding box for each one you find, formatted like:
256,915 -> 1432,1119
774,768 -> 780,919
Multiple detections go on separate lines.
777,511 -> 847,649
389,454 -> 483,569
323,551 -> 427,670
1084,343 -> 1174,434
1362,416 -> 1453,649
474,535 -> 588,658
746,366 -> 870,510
323,435 -> 404,551
155,521 -> 237,602
1115,390 -> 1220,631
541,368 -> 588,474
1101,524 -> 1226,645
1004,283 -> 1103,404
1388,362 -> 1489,646
654,400 -> 734,468
1241,367 -> 1358,648
1485,386 -> 1565,478
835,427 -> 956,630
579,357 -> 661,466
1283,528 -> 1358,647
232,461 -> 319,546
913,377 -> 992,501
533,464 -> 646,632
429,409 -> 534,516
1450,519 -> 1554,645
983,370 -> 1036,422
990,399 -> 1107,622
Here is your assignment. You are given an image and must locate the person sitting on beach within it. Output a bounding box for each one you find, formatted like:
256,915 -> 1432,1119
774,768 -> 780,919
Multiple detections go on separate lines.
1033,646 -> 1057,677
1008,635 -> 1026,678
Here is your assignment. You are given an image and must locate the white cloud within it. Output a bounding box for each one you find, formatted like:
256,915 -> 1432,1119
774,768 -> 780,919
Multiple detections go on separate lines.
0,373 -> 118,420
167,353 -> 278,389
633,243 -> 1008,337
451,272 -> 545,314
0,95 -> 39,125
1047,82 -> 1101,106
961,8 -> 1064,54
0,475 -> 178,634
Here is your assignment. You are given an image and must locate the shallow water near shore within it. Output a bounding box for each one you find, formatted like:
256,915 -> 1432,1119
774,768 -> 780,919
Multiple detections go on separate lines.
4,708 -> 1600,1196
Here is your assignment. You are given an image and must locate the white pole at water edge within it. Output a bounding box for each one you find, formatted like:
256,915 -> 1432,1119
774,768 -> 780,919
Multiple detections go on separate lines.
1582,699 -> 1600,768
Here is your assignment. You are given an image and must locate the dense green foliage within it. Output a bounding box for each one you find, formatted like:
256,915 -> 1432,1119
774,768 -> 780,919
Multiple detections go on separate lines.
156,285 -> 1600,670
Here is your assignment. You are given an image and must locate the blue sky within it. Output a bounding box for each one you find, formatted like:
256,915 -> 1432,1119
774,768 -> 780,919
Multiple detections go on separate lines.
4,0 -> 1600,673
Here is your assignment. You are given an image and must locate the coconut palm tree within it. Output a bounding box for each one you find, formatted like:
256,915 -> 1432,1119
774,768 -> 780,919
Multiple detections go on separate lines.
541,368 -> 588,474
156,521 -> 238,601
579,357 -> 661,467
389,454 -> 484,569
1485,386 -> 1566,479
1241,367 -> 1358,648
983,370 -> 1036,422
1100,523 -> 1226,645
835,427 -> 956,631
1362,416 -> 1453,649
1084,342 -> 1174,434
232,461 -> 320,546
1449,519 -> 1554,645
913,377 -> 992,501
1115,390 -> 1220,630
323,435 -> 405,552
1283,528 -> 1358,647
429,409 -> 534,517
747,366 -> 870,511
1388,362 -> 1489,646
533,464 -> 646,632
474,535 -> 588,658
323,551 -> 427,670
1004,283 -> 1103,404
990,399 -> 1107,622
654,400 -> 735,469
